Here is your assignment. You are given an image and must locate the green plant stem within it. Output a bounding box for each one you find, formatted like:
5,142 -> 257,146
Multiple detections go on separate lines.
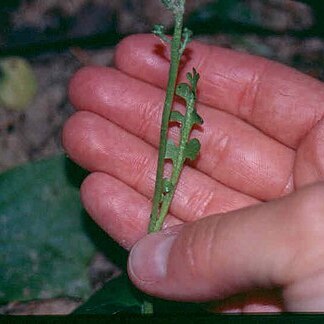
149,11 -> 184,233
151,93 -> 196,232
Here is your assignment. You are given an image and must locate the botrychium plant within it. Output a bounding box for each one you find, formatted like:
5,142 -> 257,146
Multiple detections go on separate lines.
148,0 -> 203,233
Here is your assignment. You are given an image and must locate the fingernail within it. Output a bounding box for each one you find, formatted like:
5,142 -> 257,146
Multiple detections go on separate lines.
129,232 -> 177,282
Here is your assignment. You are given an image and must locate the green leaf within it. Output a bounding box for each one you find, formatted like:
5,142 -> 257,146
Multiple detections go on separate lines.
165,139 -> 179,162
152,24 -> 165,35
73,274 -> 143,315
176,83 -> 193,102
0,155 -> 96,302
184,138 -> 201,161
182,28 -> 193,42
152,24 -> 170,44
74,273 -> 207,315
186,68 -> 200,90
192,110 -> 204,126
170,111 -> 185,124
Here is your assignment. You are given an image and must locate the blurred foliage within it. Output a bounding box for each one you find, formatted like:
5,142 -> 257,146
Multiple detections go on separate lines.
0,154 -> 209,316
0,0 -> 323,57
188,0 -> 260,33
0,155 -> 95,302
0,57 -> 37,111
189,0 -> 324,38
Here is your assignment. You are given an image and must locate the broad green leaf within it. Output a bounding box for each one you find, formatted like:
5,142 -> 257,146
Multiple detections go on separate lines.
0,155 -> 95,302
184,138 -> 201,161
72,274 -> 142,315
74,273 -> 207,315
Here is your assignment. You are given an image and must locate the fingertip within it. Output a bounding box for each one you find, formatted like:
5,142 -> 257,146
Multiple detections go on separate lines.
80,171 -> 97,204
295,118 -> 324,187
127,225 -> 184,293
128,232 -> 178,284
80,172 -> 150,250
68,65 -> 113,110
61,112 -> 82,154
69,66 -> 94,108
115,34 -> 170,86
61,111 -> 95,165
115,33 -> 158,68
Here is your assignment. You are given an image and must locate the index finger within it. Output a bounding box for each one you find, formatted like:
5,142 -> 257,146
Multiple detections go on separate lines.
115,34 -> 324,149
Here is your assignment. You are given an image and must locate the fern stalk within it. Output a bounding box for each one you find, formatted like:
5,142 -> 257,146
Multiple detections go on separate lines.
149,0 -> 203,233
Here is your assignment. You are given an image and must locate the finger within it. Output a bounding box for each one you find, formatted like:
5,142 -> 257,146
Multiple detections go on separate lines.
62,111 -> 258,223
81,172 -> 181,250
128,183 -> 324,311
209,289 -> 283,313
69,67 -> 295,200
115,34 -> 324,148
295,117 -> 324,188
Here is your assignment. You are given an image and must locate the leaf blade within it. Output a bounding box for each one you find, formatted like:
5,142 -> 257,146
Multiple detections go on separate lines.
0,155 -> 95,302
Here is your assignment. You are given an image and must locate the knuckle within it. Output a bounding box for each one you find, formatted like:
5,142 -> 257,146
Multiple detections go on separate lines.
137,101 -> 161,139
131,152 -> 153,190
237,60 -> 272,121
180,219 -> 221,281
207,132 -> 231,176
294,183 -> 324,230
282,183 -> 324,284
61,111 -> 88,151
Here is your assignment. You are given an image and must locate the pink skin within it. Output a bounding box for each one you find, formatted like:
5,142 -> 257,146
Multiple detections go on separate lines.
62,34 -> 324,312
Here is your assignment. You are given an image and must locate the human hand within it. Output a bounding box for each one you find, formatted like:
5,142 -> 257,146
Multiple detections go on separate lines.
63,35 -> 324,312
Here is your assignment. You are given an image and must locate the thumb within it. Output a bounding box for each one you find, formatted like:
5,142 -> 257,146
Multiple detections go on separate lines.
128,183 -> 324,311
295,117 -> 324,188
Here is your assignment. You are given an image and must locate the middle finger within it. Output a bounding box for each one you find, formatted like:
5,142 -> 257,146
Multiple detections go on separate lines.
69,66 -> 295,200
63,111 -> 259,222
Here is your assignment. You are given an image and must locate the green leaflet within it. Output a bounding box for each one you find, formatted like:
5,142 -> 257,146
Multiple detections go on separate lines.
152,24 -> 170,43
170,110 -> 203,127
176,83 -> 193,101
184,138 -> 201,161
165,139 -> 178,161
170,111 -> 185,124
192,110 -> 204,126
165,138 -> 201,162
